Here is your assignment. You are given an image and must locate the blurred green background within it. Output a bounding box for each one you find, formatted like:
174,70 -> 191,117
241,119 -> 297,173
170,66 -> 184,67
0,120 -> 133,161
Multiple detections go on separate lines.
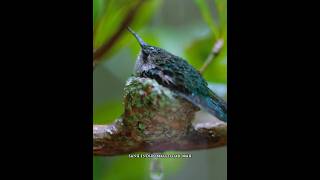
93,0 -> 227,179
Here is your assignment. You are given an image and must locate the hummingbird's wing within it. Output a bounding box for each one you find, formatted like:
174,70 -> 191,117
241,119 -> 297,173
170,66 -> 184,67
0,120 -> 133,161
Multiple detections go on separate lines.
140,64 -> 227,122
160,56 -> 227,122
176,89 -> 227,122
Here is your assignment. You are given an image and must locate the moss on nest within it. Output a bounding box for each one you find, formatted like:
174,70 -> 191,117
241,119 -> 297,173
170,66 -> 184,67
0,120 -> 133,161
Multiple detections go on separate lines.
122,77 -> 198,143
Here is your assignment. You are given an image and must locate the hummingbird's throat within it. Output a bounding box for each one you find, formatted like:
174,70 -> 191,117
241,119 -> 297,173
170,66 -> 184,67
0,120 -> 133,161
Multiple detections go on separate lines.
134,50 -> 155,75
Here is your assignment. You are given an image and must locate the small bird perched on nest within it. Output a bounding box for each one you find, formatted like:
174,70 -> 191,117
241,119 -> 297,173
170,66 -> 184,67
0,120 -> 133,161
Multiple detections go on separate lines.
128,27 -> 227,122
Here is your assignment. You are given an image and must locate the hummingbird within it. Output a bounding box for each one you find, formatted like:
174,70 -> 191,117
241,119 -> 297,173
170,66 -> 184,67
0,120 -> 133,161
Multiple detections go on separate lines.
127,28 -> 227,122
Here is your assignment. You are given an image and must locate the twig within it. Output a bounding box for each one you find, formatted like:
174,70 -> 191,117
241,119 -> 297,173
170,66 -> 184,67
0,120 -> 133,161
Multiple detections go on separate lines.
199,39 -> 224,74
93,0 -> 145,67
93,77 -> 227,156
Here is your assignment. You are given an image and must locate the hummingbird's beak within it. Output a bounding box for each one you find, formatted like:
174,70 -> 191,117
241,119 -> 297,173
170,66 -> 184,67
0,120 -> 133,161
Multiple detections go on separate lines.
127,27 -> 148,48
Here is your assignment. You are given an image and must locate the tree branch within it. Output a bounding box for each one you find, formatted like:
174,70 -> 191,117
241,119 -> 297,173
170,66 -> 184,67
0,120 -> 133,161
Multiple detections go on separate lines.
93,77 -> 227,156
93,0 -> 145,68
199,39 -> 224,74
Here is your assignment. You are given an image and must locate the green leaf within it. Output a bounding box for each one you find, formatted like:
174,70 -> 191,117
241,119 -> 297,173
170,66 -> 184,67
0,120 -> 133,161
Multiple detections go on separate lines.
93,0 -> 162,61
193,0 -> 220,38
214,0 -> 227,34
93,0 -> 105,26
105,0 -> 163,59
94,0 -> 137,48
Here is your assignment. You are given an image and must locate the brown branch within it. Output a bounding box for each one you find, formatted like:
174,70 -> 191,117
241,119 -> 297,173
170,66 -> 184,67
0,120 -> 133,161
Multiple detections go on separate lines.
93,116 -> 226,156
93,77 -> 227,156
93,0 -> 145,66
199,39 -> 224,74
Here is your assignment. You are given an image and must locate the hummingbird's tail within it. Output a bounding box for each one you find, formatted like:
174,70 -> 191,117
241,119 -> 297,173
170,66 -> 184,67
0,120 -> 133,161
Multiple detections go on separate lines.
200,96 -> 227,122
203,89 -> 227,122
179,92 -> 227,122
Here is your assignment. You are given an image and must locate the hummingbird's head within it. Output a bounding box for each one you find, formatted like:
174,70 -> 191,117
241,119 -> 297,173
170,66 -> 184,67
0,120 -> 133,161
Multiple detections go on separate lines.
127,27 -> 162,57
128,27 -> 165,74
